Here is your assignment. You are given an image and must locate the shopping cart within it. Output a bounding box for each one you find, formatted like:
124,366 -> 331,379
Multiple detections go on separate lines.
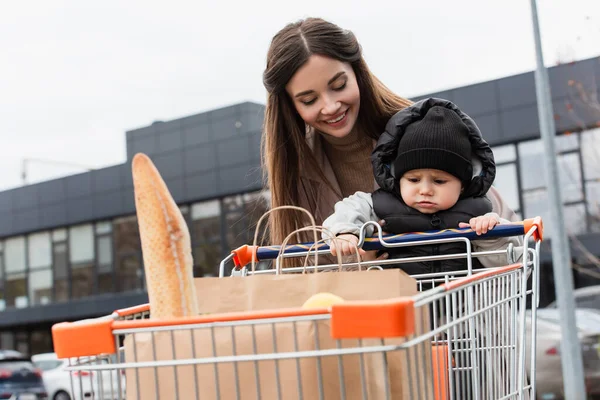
51,217 -> 542,400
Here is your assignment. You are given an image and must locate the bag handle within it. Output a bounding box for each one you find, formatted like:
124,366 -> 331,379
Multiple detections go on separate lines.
276,226 -> 363,274
250,205 -> 319,272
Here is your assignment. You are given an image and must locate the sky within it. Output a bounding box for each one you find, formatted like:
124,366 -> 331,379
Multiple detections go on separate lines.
0,0 -> 599,191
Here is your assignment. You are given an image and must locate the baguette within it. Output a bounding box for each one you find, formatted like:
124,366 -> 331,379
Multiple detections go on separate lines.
132,152 -> 199,319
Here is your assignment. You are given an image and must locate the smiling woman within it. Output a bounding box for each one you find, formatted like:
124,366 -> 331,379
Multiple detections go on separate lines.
261,17 -> 520,259
285,56 -> 360,139
261,17 -> 413,256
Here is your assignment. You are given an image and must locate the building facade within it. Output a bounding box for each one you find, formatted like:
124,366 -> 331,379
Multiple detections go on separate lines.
1,57 -> 599,356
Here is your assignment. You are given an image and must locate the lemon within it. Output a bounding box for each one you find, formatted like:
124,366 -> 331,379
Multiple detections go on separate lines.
302,292 -> 345,309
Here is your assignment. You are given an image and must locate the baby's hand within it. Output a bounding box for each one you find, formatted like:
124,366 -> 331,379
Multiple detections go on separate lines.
329,234 -> 365,257
458,213 -> 500,235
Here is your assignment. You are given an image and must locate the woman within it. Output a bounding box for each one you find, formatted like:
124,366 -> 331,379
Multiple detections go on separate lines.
261,17 -> 518,252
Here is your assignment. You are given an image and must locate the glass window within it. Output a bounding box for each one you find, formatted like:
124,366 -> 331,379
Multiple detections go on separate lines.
6,274 -> 28,308
116,254 -> 142,292
0,246 -> 3,280
4,236 -> 26,274
97,236 -> 114,293
191,200 -> 222,277
1,332 -> 14,350
558,153 -> 583,203
28,232 -> 51,270
95,221 -> 112,235
191,200 -> 220,221
0,280 -> 5,311
224,192 -> 271,250
29,269 -> 52,305
71,262 -> 94,299
524,189 -> 551,238
581,128 -> 600,180
555,133 -> 579,153
564,203 -> 586,236
492,144 -> 516,163
493,164 -> 520,212
519,140 -> 582,201
586,181 -> 600,233
52,229 -> 67,242
114,216 -> 142,292
53,243 -> 69,302
69,224 -> 94,263
15,332 -> 28,356
30,330 -> 54,360
69,224 -> 94,299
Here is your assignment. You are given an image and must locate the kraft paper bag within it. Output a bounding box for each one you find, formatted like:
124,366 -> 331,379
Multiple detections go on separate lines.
194,268 -> 419,314
123,269 -> 434,399
124,309 -> 432,399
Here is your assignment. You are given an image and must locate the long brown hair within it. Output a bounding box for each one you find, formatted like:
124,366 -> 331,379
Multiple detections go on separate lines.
262,17 -> 413,246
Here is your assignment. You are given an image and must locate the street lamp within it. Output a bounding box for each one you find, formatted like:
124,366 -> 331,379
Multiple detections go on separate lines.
529,0 -> 586,398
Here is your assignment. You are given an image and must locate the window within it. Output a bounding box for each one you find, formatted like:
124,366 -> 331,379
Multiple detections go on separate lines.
581,128 -> 600,234
4,237 -> 27,308
97,236 -> 113,293
191,200 -> 222,277
30,330 -> 53,356
27,232 -> 53,306
69,224 -> 95,299
0,332 -> 14,350
581,128 -> 600,180
53,242 -> 69,302
493,164 -> 520,213
564,204 -> 586,235
586,181 -> 600,233
223,192 -> 271,251
524,189 -> 550,238
492,144 -> 516,163
15,331 -> 28,356
5,237 -> 26,274
555,133 -> 579,153
558,153 -> 583,203
114,216 -> 143,292
518,139 -> 583,199
29,270 -> 52,305
96,221 -> 114,294
28,232 -> 51,269
0,242 -> 4,311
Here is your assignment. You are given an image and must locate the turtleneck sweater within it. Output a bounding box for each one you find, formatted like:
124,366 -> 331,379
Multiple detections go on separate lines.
320,129 -> 375,198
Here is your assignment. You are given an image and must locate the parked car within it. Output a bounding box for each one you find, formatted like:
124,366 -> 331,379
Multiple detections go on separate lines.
32,353 -> 125,400
0,349 -> 48,399
546,285 -> 600,311
526,308 -> 600,400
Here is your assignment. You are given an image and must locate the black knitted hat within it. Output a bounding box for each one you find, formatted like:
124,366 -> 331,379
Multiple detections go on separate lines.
392,106 -> 473,185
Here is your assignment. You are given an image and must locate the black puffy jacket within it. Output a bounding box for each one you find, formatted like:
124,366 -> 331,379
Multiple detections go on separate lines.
370,98 -> 497,275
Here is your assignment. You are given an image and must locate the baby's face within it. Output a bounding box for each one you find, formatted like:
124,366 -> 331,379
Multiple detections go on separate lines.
399,169 -> 462,214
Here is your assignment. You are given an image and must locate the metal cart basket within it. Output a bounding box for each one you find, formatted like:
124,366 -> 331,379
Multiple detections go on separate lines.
51,217 -> 543,400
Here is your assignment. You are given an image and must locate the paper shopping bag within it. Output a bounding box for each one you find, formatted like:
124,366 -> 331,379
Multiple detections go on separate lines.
194,268 -> 418,314
124,307 -> 432,399
124,268 -> 434,399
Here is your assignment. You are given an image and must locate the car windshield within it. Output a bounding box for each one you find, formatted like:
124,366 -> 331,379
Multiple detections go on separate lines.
33,359 -> 62,371
538,309 -> 600,332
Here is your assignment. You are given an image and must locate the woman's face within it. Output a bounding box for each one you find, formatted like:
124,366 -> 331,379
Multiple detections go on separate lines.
285,55 -> 360,139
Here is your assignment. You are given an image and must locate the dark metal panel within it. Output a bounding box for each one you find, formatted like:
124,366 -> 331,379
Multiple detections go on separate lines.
0,292 -> 149,328
37,179 -> 66,205
92,165 -> 123,193
66,173 -> 92,199
185,171 -> 218,201
217,137 -> 251,167
184,144 -> 217,175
